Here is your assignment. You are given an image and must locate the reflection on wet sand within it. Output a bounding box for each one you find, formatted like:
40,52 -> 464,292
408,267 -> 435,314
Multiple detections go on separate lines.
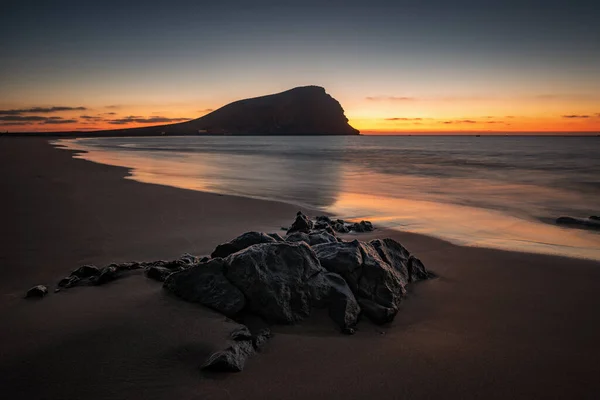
60,140 -> 343,210
328,191 -> 600,261
55,136 -> 600,261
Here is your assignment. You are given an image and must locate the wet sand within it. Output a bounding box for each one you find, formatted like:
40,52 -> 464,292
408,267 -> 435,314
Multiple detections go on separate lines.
1,137 -> 599,399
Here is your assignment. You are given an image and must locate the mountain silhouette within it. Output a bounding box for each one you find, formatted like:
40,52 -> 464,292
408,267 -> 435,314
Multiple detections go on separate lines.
97,86 -> 359,136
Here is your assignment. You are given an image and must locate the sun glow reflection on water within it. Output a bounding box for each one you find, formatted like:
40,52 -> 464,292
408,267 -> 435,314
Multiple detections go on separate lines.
54,136 -> 600,261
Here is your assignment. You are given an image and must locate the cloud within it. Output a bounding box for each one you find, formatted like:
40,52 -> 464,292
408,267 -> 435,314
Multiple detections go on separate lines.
443,120 -> 478,124
40,118 -> 78,125
0,106 -> 86,115
107,116 -> 191,125
385,117 -> 423,121
366,96 -> 417,102
486,121 -> 504,124
0,115 -> 78,124
80,115 -> 105,121
105,105 -> 122,110
102,112 -> 118,116
0,122 -> 30,126
199,108 -> 214,113
562,114 -> 590,119
0,115 -> 49,122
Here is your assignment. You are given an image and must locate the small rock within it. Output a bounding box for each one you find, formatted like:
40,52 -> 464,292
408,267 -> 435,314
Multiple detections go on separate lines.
25,285 -> 48,298
201,340 -> 255,372
95,265 -> 119,285
286,211 -> 313,234
230,325 -> 253,341
58,275 -> 80,288
252,328 -> 272,351
145,266 -> 175,282
71,264 -> 100,278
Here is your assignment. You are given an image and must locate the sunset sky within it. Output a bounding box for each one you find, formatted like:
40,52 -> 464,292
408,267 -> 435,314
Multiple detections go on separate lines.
1,0 -> 599,134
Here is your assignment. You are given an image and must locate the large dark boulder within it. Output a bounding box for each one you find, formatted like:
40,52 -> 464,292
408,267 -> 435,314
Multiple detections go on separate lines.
224,241 -> 325,324
164,258 -> 246,317
312,272 -> 360,333
370,238 -> 411,283
286,211 -> 313,234
286,230 -> 338,246
313,240 -> 406,324
211,231 -> 278,258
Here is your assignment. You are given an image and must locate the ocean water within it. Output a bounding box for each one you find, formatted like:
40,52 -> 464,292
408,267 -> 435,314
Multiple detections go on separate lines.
54,136 -> 600,260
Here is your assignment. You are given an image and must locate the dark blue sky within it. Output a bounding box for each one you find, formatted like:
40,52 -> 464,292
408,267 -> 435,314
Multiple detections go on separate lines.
1,0 -> 599,132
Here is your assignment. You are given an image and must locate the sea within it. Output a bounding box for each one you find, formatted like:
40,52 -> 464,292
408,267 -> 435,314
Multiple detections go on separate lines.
54,135 -> 600,261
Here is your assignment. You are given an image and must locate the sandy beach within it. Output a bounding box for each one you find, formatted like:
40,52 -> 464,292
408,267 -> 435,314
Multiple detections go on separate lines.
1,137 -> 600,399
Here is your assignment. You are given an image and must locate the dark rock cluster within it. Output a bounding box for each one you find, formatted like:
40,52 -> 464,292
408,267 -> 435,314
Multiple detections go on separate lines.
556,215 -> 600,230
286,212 -> 374,235
27,212 -> 433,372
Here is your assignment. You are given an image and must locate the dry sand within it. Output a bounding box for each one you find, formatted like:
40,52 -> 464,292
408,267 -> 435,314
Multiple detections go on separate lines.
1,137 -> 599,399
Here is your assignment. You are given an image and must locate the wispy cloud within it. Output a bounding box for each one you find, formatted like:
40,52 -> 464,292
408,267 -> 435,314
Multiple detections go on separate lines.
107,116 -> 191,125
0,116 -> 49,122
366,96 -> 417,102
562,114 -> 590,119
442,120 -> 478,124
80,115 -> 105,121
199,108 -> 214,113
105,105 -> 122,110
384,117 -> 423,121
0,115 -> 78,124
40,118 -> 78,125
0,106 -> 86,115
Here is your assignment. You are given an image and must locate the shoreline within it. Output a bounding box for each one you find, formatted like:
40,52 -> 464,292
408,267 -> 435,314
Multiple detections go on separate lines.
55,135 -> 600,262
2,136 -> 600,399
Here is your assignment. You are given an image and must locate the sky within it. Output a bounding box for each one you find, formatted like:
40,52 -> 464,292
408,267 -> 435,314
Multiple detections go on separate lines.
1,0 -> 599,134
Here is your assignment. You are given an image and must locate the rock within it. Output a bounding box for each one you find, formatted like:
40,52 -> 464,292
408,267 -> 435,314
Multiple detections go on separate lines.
370,238 -> 411,282
58,275 -> 80,288
267,233 -> 285,242
202,325 -> 272,372
71,264 -> 100,278
286,230 -> 337,246
315,215 -> 333,224
408,256 -> 431,282
211,231 -> 278,258
252,328 -> 272,351
351,220 -> 374,232
95,265 -> 119,285
178,253 -> 198,265
286,211 -> 313,234
333,222 -> 349,233
556,216 -> 600,229
25,285 -> 48,298
224,241 -> 325,324
145,266 -> 175,282
358,298 -> 397,324
590,216 -> 600,221
199,256 -> 210,263
201,340 -> 255,372
313,240 -> 406,324
164,258 -> 246,317
230,325 -> 253,341
322,273 -> 360,333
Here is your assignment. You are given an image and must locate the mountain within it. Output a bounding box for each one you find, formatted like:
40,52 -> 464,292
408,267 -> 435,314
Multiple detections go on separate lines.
95,86 -> 359,136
